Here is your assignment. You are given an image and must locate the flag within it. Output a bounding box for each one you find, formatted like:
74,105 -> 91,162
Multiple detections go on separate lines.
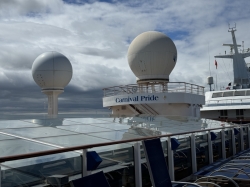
215,60 -> 218,69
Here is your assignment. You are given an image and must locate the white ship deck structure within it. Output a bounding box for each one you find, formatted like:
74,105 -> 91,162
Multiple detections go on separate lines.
201,25 -> 250,123
103,31 -> 205,118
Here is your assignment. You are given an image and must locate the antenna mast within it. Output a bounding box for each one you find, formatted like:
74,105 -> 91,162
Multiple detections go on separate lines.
228,23 -> 236,32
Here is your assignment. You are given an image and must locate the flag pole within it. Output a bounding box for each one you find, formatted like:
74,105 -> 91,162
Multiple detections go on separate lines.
208,43 -> 211,76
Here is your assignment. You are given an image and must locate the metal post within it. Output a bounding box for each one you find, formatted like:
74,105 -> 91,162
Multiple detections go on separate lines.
232,129 -> 236,155
134,142 -> 142,187
240,127 -> 244,151
248,126 -> 250,149
167,137 -> 175,180
0,165 -> 1,187
190,133 -> 197,173
82,149 -> 88,177
207,131 -> 213,164
221,129 -> 226,159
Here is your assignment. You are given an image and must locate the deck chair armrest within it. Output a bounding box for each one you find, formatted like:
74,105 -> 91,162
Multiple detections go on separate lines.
172,181 -> 202,187
196,182 -> 221,187
195,175 -> 239,187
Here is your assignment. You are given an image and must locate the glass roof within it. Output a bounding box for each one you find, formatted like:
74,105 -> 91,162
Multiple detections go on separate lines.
0,113 -> 235,178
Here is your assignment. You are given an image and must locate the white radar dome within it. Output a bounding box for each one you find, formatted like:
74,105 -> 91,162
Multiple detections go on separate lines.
32,51 -> 73,90
127,31 -> 177,82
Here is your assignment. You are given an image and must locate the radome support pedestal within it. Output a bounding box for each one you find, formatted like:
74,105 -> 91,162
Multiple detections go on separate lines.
42,90 -> 64,116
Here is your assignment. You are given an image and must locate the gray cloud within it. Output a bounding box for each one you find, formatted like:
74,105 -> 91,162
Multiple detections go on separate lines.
1,0 -> 250,112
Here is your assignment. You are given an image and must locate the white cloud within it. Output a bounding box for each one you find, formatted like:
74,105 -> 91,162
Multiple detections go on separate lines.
1,0 -> 250,110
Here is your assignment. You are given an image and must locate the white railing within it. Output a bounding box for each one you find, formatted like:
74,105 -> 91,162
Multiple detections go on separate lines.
205,98 -> 250,107
103,82 -> 204,97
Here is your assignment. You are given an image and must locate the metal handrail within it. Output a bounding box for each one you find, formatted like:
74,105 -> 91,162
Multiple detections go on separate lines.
0,124 -> 246,163
103,82 -> 205,97
103,82 -> 203,90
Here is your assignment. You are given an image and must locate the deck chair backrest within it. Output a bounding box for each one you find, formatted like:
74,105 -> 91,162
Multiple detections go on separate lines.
70,171 -> 110,187
142,138 -> 172,187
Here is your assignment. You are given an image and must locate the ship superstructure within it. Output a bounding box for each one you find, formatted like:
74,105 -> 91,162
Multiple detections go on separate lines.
201,25 -> 250,123
103,31 -> 205,118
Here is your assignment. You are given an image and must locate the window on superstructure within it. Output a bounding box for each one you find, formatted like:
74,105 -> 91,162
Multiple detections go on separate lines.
220,110 -> 228,120
246,90 -> 250,95
220,110 -> 228,117
212,92 -> 223,98
223,91 -> 234,97
235,91 -> 246,96
236,109 -> 244,120
236,109 -> 244,116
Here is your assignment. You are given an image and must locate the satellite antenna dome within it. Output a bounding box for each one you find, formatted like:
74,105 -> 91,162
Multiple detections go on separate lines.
32,51 -> 73,116
127,31 -> 177,83
32,51 -> 72,90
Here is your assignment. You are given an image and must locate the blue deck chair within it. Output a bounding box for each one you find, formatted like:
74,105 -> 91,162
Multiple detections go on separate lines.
70,171 -> 110,187
142,138 -> 202,187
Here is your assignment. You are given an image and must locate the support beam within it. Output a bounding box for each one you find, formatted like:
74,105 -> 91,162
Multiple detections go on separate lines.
167,137 -> 175,180
207,131 -> 213,164
190,133 -> 197,173
248,126 -> 250,149
133,142 -> 142,187
82,149 -> 88,177
0,165 -> 1,187
232,129 -> 236,155
240,127 -> 244,151
221,129 -> 226,159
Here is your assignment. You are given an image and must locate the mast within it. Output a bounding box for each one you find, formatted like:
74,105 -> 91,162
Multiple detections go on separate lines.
214,24 -> 250,89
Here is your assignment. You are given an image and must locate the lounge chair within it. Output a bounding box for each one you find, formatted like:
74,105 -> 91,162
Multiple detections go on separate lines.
70,171 -> 110,187
142,138 -> 209,187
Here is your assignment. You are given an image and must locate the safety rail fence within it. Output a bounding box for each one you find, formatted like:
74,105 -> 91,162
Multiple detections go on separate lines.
204,98 -> 250,107
0,124 -> 249,187
103,82 -> 205,97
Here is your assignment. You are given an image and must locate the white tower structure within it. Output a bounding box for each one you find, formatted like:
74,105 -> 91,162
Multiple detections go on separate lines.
103,31 -> 205,117
32,51 -> 72,116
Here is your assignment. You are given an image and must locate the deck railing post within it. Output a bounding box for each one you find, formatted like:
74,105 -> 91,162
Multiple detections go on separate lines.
167,137 -> 175,180
248,126 -> 250,149
221,129 -> 226,159
207,131 -> 213,164
133,142 -> 142,187
240,127 -> 244,151
0,165 -> 1,187
82,149 -> 88,177
190,133 -> 197,173
232,128 -> 236,155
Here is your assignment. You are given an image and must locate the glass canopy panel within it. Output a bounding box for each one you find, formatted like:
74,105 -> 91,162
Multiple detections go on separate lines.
97,118 -> 123,123
1,127 -> 77,138
90,130 -> 145,141
0,120 -> 41,129
56,124 -> 114,133
0,138 -> 57,157
0,164 -> 44,187
36,134 -> 112,147
64,118 -> 112,124
23,118 -> 83,126
0,133 -> 17,140
89,123 -> 130,130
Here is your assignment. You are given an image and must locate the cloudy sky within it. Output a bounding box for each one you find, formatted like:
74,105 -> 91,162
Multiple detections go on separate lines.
1,0 -> 250,113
